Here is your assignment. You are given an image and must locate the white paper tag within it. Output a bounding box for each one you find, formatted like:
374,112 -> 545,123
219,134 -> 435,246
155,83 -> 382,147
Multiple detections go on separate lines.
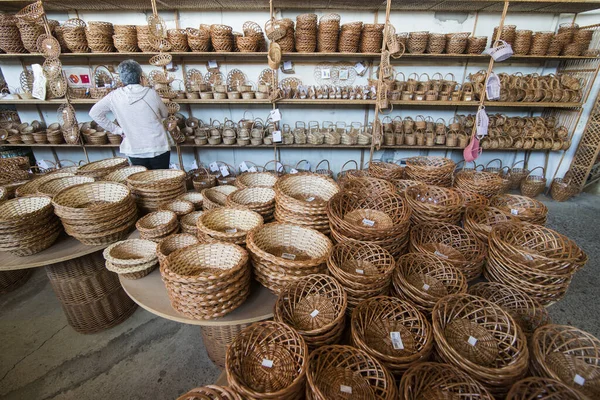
354,62 -> 366,74
191,160 -> 199,169
209,162 -> 219,172
239,162 -> 249,172
340,385 -> 352,394
306,196 -> 315,202
523,253 -> 534,261
310,309 -> 319,318
225,228 -> 238,233
272,130 -> 282,143
283,60 -> 293,71
468,336 -> 478,346
362,218 -> 375,227
510,209 -> 519,215
355,269 -> 364,274
269,109 -> 282,122
339,68 -> 349,80
321,68 -> 331,79
169,163 -> 178,170
390,331 -> 404,350
423,283 -> 430,291
249,166 -> 257,173
37,160 -> 50,169
261,359 -> 273,368
290,168 -> 299,174
220,165 -> 230,177
208,60 -> 218,69
434,250 -> 448,259
276,162 -> 284,172
281,252 -> 296,260
574,374 -> 585,386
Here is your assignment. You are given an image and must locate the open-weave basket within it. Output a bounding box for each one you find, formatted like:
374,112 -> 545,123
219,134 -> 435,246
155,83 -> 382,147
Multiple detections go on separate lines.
530,324 -> 600,399
226,321 -> 308,400
76,157 -> 129,179
274,274 -> 346,349
306,345 -> 397,400
490,194 -> 548,225
463,205 -> 520,243
392,252 -> 467,314
226,187 -> 275,221
156,233 -> 199,267
367,161 -> 404,182
135,210 -> 178,242
103,239 -> 158,279
432,293 -> 529,396
404,156 -> 455,187
520,166 -> 546,198
234,172 -> 277,189
177,385 -> 242,400
196,206 -> 263,245
454,170 -> 504,198
161,242 -> 250,319
201,185 -> 238,210
507,377 -> 586,400
246,222 -> 332,294
405,184 -> 464,225
551,177 -> 577,202
351,296 -> 434,376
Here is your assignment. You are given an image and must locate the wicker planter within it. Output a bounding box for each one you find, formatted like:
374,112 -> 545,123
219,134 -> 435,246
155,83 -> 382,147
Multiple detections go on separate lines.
405,184 -> 464,225
490,194 -> 548,225
196,206 -> 263,245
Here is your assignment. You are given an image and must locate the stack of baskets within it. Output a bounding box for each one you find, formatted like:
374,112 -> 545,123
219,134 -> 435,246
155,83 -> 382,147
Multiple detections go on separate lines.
156,233 -> 199,267
210,24 -> 234,52
61,18 -> 89,52
196,207 -> 263,245
226,187 -> 275,221
135,210 -> 179,242
103,165 -> 147,183
127,170 -> 186,212
75,157 -> 129,179
179,211 -> 202,235
202,185 -> 238,210
463,205 -> 519,243
0,15 -> 26,53
37,175 -> 95,198
136,25 -> 153,52
158,199 -> 194,217
405,184 -> 464,225
167,29 -> 189,51
52,182 -> 137,245
339,22 -> 362,53
85,21 -> 115,52
467,36 -> 488,54
317,14 -> 340,52
274,19 -> 295,52
407,31 -> 429,54
295,13 -> 317,52
14,171 -> 75,197
234,171 -> 277,189
453,170 -> 504,198
246,222 -> 332,294
0,196 -> 62,256
405,156 -> 455,187
113,25 -> 138,52
490,193 -> 548,225
187,27 -> 211,52
103,239 -> 158,279
360,23 -> 384,53
162,242 -> 250,319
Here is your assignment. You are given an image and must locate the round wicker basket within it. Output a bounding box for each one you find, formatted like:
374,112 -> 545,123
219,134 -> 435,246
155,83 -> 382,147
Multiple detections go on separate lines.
405,184 -> 464,225
490,194 -> 548,225
507,377 -> 588,400
103,239 -> 158,279
135,210 -> 179,242
156,233 -> 199,267
176,385 -> 242,400
76,157 -> 129,179
201,185 -> 238,211
404,156 -> 455,187
234,171 -> 278,189
454,170 -> 504,198
176,192 -> 203,211
196,206 -> 263,245
226,187 -> 275,222
463,205 -> 520,243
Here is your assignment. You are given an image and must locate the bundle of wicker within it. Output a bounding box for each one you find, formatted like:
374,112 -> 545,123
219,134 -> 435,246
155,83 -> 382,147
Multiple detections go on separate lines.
410,222 -> 487,282
490,193 -> 548,225
327,242 -> 395,311
463,205 -> 520,242
247,222 -> 332,294
274,173 -> 339,234
453,170 -> 504,198
530,324 -> 600,399
136,210 -> 179,242
36,175 -> 95,198
52,182 -> 137,245
0,196 -> 62,256
226,321 -> 308,400
127,169 -> 186,212
295,13 -> 317,52
158,199 -> 194,217
0,15 -> 26,53
404,156 -> 455,187
156,233 -> 199,267
507,377 -> 586,400
234,171 -> 277,189
177,386 -> 241,400
103,239 -> 158,279
85,21 -> 115,52
392,252 -> 468,314
405,184 -> 464,225
274,274 -> 346,349
76,157 -> 129,179
432,293 -> 529,396
162,242 -> 250,319
226,187 -> 275,221
351,296 -> 434,376
306,345 -> 397,400
317,14 -> 340,52
201,185 -> 238,210
196,206 -> 263,245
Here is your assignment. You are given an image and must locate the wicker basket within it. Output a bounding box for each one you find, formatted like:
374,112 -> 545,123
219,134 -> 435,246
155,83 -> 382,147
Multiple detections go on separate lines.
367,160 -> 404,182
507,377 -> 586,400
226,187 -> 276,221
274,274 -> 346,349
15,172 -> 75,197
405,156 -> 455,187
226,321 -> 308,400
454,170 -> 504,198
102,166 -> 147,183
407,31 -> 429,54
158,199 -> 194,217
405,184 -> 464,225
135,210 -> 178,242
156,233 -> 199,267
0,269 -> 33,294
317,14 -> 340,52
432,293 -> 529,396
196,206 -> 263,245
463,205 -> 519,243
177,385 -> 242,400
234,171 -> 278,189
176,192 -> 203,211
103,239 -> 158,280
76,157 -> 129,179
201,185 -> 238,211
490,193 -> 548,225
392,252 -> 468,314
247,222 -> 332,294
179,211 -> 202,235
306,345 -> 397,400
37,175 -> 95,198
127,169 -> 186,212
551,177 -> 577,202
520,166 -> 546,198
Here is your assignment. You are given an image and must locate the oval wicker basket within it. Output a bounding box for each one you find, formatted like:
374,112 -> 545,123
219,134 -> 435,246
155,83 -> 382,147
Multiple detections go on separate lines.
197,206 -> 263,245
234,171 -> 278,189
135,210 -> 178,242
367,161 -> 404,182
463,205 -> 520,243
274,274 -> 347,349
341,176 -> 396,195
490,194 -> 548,225
15,172 -> 75,197
201,185 -> 238,210
176,192 -> 203,211
103,239 -> 158,279
76,157 -> 129,179
37,175 -> 96,198
156,233 -> 199,266
158,199 -> 194,217
454,170 -> 504,198
103,166 -> 147,183
180,211 -> 203,235
405,184 -> 464,225
404,156 -> 456,187
507,377 -> 588,400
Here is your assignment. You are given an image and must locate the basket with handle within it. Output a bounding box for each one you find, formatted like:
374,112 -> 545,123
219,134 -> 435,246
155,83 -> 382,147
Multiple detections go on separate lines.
520,166 -> 546,197
508,160 -> 529,189
550,177 -> 577,202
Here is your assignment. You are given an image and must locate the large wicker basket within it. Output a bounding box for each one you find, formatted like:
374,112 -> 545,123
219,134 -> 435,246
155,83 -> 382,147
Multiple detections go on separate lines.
234,171 -> 278,189
127,169 -> 186,212
454,170 -> 504,198
405,184 -> 464,225
177,385 -> 242,400
507,377 -> 589,400
76,157 -> 129,179
404,156 -> 455,187
156,233 -> 199,266
490,194 -> 548,225
196,206 -> 263,245
463,205 -> 520,243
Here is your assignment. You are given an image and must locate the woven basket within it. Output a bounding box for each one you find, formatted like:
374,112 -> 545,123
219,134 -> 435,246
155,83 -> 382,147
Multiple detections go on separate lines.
392,252 -> 468,314
490,193 -> 548,225
179,211 -> 202,235
367,161 -> 404,182
135,210 -> 178,242
162,242 -> 250,319
407,31 -> 428,54
454,170 -> 504,198
176,192 -> 203,211
226,187 -> 275,221
196,206 -> 263,245
410,222 -> 486,282
507,377 -> 586,400
306,345 -> 397,400
158,199 -> 194,217
432,293 -> 529,396
405,156 -> 455,187
530,324 -> 600,399
351,296 -> 434,376
317,14 -> 340,52
520,166 -> 546,198
467,36 -> 488,54
455,189 -> 490,209
274,274 -> 346,349
103,239 -> 158,280
0,269 -> 33,294
247,222 -> 332,294
405,184 -> 464,225
15,172 -> 75,197
295,13 -> 317,53
102,166 -> 147,184
36,175 -> 95,198
127,169 -> 186,212
551,177 -> 577,202
234,171 -> 278,189
513,29 -> 533,55
226,321 -> 308,400
463,205 -> 519,243
156,233 -> 199,267
201,185 -> 238,210
177,385 -> 242,400
76,157 -> 129,179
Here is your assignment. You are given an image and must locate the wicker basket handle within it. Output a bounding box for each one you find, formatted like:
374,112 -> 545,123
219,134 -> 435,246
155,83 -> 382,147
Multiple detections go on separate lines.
264,159 -> 285,173
242,161 -> 265,172
485,158 -> 503,169
295,121 -> 305,129
340,160 -> 358,172
315,159 -> 330,171
527,166 -> 545,178
431,72 -> 443,81
415,115 -> 425,122
501,165 -> 511,177
418,72 -> 430,82
295,159 -> 312,171
395,71 -> 405,82
242,110 -> 254,122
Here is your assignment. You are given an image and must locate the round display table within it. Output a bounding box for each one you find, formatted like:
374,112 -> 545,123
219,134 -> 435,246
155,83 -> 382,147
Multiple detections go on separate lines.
0,232 -> 138,334
120,269 -> 277,368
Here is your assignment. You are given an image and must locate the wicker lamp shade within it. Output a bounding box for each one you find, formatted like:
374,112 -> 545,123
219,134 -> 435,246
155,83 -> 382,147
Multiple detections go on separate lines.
432,293 -> 529,396
327,242 -> 395,311
0,196 -> 62,256
247,222 -> 332,294
102,166 -> 147,183
351,296 -> 434,376
196,206 -> 263,245
306,345 -> 397,400
180,211 -> 202,235
404,156 -> 456,187
135,210 -> 179,242
52,182 -> 137,246
490,194 -> 548,225
234,172 -> 278,189
405,184 -> 464,225
161,242 -> 250,319
463,205 -> 520,243
399,362 -> 495,399
530,325 -> 600,399
469,282 -> 551,337
507,377 -> 587,400
127,169 -> 187,212
274,274 -> 347,349
454,170 -> 504,198
156,233 -> 199,266
201,185 -> 238,211
103,239 -> 158,279
392,252 -> 468,314
410,222 -> 487,282
177,385 -> 242,400
226,321 -> 308,400
76,157 -> 129,179
226,187 -> 276,221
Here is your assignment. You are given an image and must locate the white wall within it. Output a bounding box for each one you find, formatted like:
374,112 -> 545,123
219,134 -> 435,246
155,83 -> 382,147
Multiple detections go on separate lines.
2,7 -> 599,179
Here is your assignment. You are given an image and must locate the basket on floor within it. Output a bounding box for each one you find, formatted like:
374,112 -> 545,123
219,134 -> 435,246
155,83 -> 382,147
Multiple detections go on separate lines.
176,192 -> 203,211
177,385 -> 242,400
234,171 -> 278,189
103,239 -> 158,280
226,321 -> 308,400
530,324 -> 600,400
507,377 -> 586,400
405,184 -> 464,225
520,166 -> 546,198
196,206 -> 263,245
432,293 -> 529,396
201,185 -> 238,210
180,211 -> 202,235
135,210 -> 179,242
274,274 -> 346,349
306,345 -> 397,400
162,242 -> 250,319
76,157 -> 129,179
127,169 -> 186,212
463,205 -> 520,243
392,252 -> 468,314
327,241 -> 395,311
103,166 -> 147,183
200,323 -> 253,369
490,194 -> 548,225
410,222 -> 486,282
158,199 -> 194,217
226,187 -> 276,221
156,233 -> 199,266
551,177 -> 577,202
405,156 -> 455,187
247,222 -> 332,294
454,170 -> 504,198
351,296 -> 434,376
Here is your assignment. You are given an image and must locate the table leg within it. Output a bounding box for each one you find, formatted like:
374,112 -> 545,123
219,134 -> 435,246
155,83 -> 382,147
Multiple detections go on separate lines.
200,323 -> 252,369
45,251 -> 137,334
0,269 -> 33,294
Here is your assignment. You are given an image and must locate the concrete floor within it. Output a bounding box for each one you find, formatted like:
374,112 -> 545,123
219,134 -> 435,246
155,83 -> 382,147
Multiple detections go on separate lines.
1,192 -> 600,400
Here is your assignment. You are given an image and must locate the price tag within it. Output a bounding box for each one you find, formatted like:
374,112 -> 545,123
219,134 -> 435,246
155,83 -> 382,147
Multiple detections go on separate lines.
574,374 -> 586,386
468,336 -> 478,346
169,163 -> 178,170
239,162 -> 249,172
225,228 -> 238,234
354,62 -> 366,75
272,130 -> 282,143
355,269 -> 364,274
310,309 -> 319,318
339,68 -> 349,80
249,166 -> 257,173
209,162 -> 219,172
306,196 -> 315,202
261,359 -> 274,368
523,253 -> 534,261
423,283 -> 430,291
321,68 -> 331,79
283,60 -> 293,71
510,209 -> 519,215
434,250 -> 448,259
276,162 -> 284,172
281,253 -> 296,260
37,160 -> 50,169
340,385 -> 352,394
362,218 -> 375,227
269,109 -> 282,122
220,165 -> 230,177
208,60 -> 218,69
191,160 -> 199,169
290,168 -> 299,174
166,61 -> 174,71
390,332 -> 404,350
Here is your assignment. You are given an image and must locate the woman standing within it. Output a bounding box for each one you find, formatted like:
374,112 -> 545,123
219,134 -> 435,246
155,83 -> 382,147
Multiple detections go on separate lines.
89,60 -> 173,169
